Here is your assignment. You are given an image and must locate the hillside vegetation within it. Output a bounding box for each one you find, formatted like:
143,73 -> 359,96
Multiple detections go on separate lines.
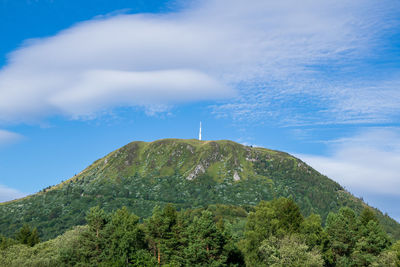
0,139 -> 399,241
1,200 -> 400,266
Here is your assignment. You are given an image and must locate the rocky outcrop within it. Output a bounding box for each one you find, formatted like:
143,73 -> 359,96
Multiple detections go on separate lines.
186,163 -> 206,180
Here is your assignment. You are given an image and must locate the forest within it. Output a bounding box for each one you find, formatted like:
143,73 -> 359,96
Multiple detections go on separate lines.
1,197 -> 399,266
2,139 -> 400,244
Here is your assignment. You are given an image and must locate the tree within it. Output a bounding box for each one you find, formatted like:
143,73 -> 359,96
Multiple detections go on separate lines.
0,234 -> 16,250
241,198 -> 304,266
370,240 -> 400,266
371,250 -> 397,267
185,210 -> 227,265
60,208 -> 155,266
73,206 -> 109,265
275,198 -> 304,235
145,204 -> 178,265
102,207 -> 148,265
324,207 -> 358,264
86,206 -> 108,240
391,240 -> 400,265
15,224 -> 40,247
300,214 -> 324,249
27,228 -> 40,247
351,211 -> 391,266
259,235 -> 324,267
58,225 -> 91,266
359,207 -> 378,227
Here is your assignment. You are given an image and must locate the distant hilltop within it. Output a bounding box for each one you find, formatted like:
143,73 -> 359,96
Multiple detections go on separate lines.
1,138 -> 399,241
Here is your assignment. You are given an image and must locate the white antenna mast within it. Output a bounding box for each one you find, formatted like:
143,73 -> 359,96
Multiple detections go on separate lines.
199,122 -> 202,140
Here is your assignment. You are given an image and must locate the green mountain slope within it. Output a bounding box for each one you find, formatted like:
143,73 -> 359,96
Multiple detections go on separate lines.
1,139 -> 399,240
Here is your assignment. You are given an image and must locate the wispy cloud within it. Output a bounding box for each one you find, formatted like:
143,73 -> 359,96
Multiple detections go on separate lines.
298,128 -> 400,220
0,184 -> 26,202
0,129 -> 22,145
0,0 -> 399,124
214,76 -> 400,126
298,128 -> 400,196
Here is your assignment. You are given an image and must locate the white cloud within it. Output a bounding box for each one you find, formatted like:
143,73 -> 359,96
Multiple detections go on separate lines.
0,130 -> 22,145
0,9 -> 236,122
0,184 -> 26,202
0,0 -> 399,123
298,128 -> 400,196
48,69 -> 231,118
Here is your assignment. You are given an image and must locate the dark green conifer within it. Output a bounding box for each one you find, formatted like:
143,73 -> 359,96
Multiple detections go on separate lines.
15,224 -> 40,247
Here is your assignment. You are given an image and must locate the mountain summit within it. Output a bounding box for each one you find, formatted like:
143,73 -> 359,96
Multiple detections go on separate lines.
1,139 -> 399,240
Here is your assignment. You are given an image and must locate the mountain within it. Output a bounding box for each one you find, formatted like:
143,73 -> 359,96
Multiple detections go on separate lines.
1,138 -> 399,241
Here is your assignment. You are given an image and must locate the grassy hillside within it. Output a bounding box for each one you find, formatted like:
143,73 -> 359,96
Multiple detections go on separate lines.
1,138 -> 399,240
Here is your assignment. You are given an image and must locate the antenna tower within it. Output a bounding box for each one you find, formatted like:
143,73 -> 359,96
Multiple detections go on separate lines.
199,122 -> 202,140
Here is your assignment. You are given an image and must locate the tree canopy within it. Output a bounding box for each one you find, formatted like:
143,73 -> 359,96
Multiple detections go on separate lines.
0,199 -> 398,266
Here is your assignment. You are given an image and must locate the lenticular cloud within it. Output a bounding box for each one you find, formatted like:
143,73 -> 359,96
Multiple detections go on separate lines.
0,0 -> 398,123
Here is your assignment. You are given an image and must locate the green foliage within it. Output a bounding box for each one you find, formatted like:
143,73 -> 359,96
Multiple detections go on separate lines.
0,234 -> 16,250
0,139 -> 398,242
322,207 -> 392,266
300,214 -> 325,249
258,235 -> 323,267
371,250 -> 397,267
65,207 -> 152,266
241,198 -> 305,266
353,220 -> 391,258
384,239 -> 400,266
0,226 -> 86,267
0,198 -> 397,267
324,207 -> 359,261
359,207 -> 379,226
142,204 -> 245,266
102,207 -> 146,265
0,139 -> 399,266
144,204 -> 178,265
86,206 -> 108,237
58,225 -> 92,266
184,211 -> 227,266
241,199 -> 394,267
392,239 -> 400,257
15,224 -> 40,247
0,204 -> 245,266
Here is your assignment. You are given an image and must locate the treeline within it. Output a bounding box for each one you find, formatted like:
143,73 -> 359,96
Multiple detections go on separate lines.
241,198 -> 400,266
1,198 -> 400,266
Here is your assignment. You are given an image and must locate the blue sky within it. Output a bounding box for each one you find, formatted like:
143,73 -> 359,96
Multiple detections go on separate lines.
1,0 -> 400,221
